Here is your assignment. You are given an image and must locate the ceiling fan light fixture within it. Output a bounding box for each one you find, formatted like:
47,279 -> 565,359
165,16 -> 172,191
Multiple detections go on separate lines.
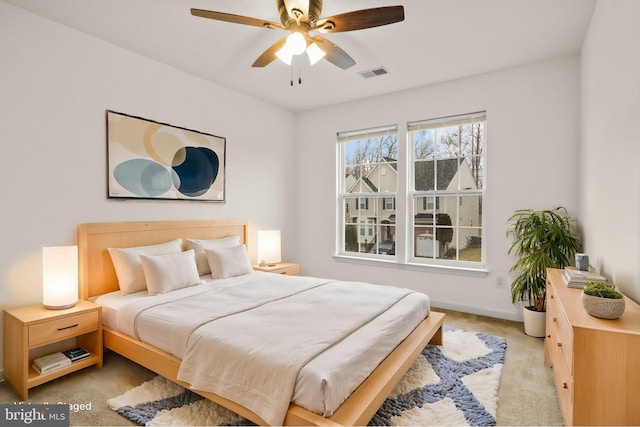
276,47 -> 294,65
306,42 -> 326,65
192,3 -> 405,70
286,32 -> 307,55
276,31 -> 307,65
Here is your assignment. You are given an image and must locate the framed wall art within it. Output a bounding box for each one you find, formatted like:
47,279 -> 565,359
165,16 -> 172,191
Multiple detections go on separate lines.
106,110 -> 226,202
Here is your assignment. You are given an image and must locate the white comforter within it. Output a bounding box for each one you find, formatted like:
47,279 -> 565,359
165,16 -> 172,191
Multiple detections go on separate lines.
113,272 -> 422,426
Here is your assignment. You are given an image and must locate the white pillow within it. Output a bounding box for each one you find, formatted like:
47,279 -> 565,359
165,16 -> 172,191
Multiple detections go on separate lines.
108,238 -> 182,294
205,245 -> 254,279
186,236 -> 241,276
140,250 -> 202,295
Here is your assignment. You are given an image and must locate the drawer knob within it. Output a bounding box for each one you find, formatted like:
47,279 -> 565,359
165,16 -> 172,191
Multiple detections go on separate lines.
557,342 -> 563,347
553,317 -> 558,323
57,323 -> 79,331
562,382 -> 568,389
550,294 -> 554,299
547,334 -> 551,338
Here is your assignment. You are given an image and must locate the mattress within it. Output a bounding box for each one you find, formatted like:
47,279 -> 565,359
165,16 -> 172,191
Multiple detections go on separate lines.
95,271 -> 430,419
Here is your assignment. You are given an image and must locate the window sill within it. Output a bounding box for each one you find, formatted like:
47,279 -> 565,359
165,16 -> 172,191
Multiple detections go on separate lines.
333,254 -> 489,277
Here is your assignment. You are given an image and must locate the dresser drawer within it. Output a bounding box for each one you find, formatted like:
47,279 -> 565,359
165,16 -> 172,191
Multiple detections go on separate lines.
551,346 -> 574,426
28,311 -> 99,347
547,290 -> 574,373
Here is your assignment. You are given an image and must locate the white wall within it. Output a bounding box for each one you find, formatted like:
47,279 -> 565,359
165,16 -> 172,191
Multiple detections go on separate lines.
294,56 -> 581,321
0,3 -> 296,369
580,0 -> 640,303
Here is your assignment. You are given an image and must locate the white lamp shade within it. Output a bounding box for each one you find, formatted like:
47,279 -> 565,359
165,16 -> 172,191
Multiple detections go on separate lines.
258,230 -> 281,266
286,32 -> 306,55
306,42 -> 326,65
276,32 -> 309,65
43,246 -> 78,309
276,48 -> 294,65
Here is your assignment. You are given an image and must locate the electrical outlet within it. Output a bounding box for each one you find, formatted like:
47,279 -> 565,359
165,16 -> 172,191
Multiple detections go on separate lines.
496,276 -> 506,289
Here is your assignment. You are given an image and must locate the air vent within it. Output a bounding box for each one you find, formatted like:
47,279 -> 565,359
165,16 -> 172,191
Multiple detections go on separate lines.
359,67 -> 389,79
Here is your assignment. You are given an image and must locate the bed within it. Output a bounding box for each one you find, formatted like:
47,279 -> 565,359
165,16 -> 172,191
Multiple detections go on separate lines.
77,219 -> 445,426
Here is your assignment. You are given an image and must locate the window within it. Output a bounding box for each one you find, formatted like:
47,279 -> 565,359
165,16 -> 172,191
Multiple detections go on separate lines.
338,125 -> 398,256
409,112 -> 486,266
337,113 -> 486,270
384,198 -> 395,211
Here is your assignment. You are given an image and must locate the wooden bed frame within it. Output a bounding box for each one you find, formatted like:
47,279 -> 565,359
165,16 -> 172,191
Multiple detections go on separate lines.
77,219 -> 445,426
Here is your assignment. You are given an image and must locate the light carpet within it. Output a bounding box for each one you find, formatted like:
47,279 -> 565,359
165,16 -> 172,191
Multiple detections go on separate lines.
107,327 -> 506,426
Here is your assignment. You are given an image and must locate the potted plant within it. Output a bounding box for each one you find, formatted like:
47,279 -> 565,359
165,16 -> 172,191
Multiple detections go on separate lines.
506,207 -> 582,337
581,281 -> 625,319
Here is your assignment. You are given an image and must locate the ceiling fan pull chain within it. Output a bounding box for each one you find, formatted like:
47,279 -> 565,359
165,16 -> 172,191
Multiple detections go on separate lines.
298,68 -> 302,85
290,63 -> 294,86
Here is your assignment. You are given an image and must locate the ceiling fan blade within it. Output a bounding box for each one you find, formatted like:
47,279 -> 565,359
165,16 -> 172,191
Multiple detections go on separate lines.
252,38 -> 288,67
191,9 -> 284,30
311,35 -> 356,70
314,6 -> 404,33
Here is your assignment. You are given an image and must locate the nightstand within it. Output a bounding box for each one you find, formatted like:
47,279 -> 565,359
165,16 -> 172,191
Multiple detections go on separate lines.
3,300 -> 103,400
253,262 -> 301,276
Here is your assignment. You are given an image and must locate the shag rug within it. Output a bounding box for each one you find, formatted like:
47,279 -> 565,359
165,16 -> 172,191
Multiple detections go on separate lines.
108,327 -> 506,426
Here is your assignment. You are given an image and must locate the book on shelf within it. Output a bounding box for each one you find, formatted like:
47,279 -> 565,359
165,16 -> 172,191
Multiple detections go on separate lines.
32,352 -> 71,374
563,268 -> 606,289
62,347 -> 90,362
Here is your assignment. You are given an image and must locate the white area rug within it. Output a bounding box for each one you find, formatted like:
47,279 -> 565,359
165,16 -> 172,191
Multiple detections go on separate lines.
108,327 -> 506,426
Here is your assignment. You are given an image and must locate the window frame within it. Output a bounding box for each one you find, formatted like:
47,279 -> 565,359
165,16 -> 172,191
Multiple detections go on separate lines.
408,112 -> 486,269
336,113 -> 487,272
337,125 -> 398,259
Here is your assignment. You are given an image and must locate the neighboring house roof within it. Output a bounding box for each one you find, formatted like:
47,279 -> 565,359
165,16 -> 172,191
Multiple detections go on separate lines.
383,157 -> 398,171
346,173 -> 377,193
346,157 -> 397,193
415,158 -> 463,191
362,176 -> 378,192
348,157 -> 474,193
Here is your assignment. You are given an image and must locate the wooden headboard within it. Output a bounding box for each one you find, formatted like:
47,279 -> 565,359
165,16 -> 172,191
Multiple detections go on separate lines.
77,219 -> 248,299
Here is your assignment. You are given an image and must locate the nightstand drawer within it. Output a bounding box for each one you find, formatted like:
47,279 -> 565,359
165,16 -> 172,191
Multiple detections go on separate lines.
29,311 -> 99,347
253,262 -> 301,276
278,264 -> 300,275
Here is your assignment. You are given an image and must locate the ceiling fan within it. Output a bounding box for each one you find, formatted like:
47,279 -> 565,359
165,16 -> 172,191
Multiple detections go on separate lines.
191,0 -> 405,70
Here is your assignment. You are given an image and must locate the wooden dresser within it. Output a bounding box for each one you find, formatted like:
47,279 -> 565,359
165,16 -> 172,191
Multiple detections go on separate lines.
545,268 -> 640,425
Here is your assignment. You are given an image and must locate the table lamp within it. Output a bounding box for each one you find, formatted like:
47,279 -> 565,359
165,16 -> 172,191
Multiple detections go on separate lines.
42,245 -> 78,309
257,230 -> 281,267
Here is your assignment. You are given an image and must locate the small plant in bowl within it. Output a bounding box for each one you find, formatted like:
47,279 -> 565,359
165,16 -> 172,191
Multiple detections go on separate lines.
583,281 -> 623,298
581,281 -> 625,319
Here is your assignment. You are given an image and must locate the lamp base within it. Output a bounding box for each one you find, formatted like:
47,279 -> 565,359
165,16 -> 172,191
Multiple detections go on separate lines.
44,302 -> 76,310
259,261 -> 277,267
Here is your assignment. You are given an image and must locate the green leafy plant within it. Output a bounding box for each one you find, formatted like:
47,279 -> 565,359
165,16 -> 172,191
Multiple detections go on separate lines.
507,207 -> 582,311
583,281 -> 623,299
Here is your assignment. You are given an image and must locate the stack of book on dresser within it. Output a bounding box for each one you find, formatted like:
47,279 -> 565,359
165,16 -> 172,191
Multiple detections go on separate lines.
563,268 -> 606,289
32,347 -> 90,374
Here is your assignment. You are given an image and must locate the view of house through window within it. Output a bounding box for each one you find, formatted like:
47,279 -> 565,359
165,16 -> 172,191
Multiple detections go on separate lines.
339,125 -> 398,256
337,112 -> 485,268
409,112 -> 486,265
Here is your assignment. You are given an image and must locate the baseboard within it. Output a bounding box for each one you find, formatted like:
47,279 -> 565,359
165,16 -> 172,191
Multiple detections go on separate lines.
430,299 -> 523,322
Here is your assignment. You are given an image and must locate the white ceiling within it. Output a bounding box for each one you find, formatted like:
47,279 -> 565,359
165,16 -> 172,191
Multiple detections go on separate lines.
5,0 -> 596,112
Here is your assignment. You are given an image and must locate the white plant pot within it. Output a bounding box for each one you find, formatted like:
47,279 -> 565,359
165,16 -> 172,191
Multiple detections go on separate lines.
522,306 -> 546,337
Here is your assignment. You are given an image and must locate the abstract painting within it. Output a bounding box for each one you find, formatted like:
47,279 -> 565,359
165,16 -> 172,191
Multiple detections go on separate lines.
106,110 -> 225,202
